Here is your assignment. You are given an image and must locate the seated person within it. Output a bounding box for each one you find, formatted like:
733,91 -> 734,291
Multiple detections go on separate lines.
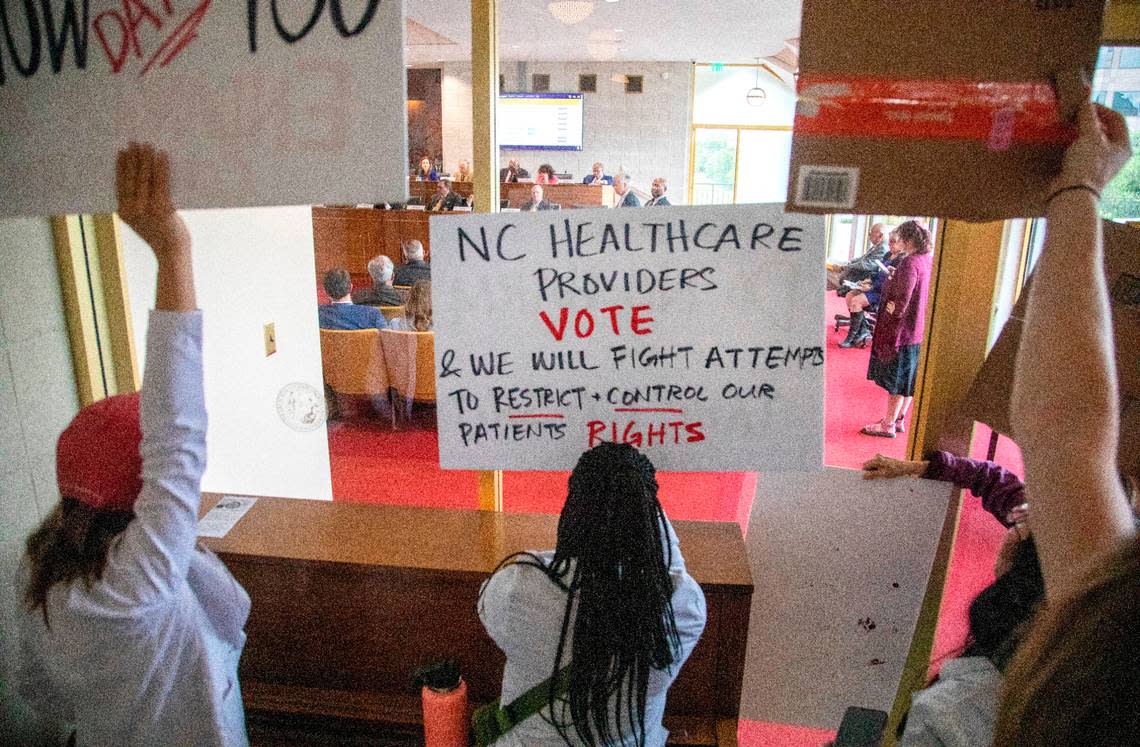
352,255 -> 404,307
646,177 -> 671,206
388,280 -> 433,331
614,173 -> 641,207
477,443 -> 706,746
426,178 -> 464,212
535,164 -> 559,184
582,161 -> 613,185
838,228 -> 902,349
454,160 -> 473,182
413,156 -> 438,182
318,268 -> 388,330
499,158 -> 530,183
827,223 -> 889,294
520,184 -> 555,212
394,240 -> 431,286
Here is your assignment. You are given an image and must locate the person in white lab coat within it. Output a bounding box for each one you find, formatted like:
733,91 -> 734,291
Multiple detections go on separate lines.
17,143 -> 251,747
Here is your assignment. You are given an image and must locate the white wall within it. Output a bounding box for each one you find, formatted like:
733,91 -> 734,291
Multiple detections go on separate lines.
123,207 -> 333,501
441,61 -> 693,200
0,217 -> 77,744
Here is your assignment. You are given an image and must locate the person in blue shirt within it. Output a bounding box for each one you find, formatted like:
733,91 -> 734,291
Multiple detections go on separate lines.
582,162 -> 613,185
318,268 -> 389,330
413,157 -> 439,182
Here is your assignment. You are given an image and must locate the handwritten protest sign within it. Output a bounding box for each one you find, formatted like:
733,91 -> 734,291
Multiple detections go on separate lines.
431,205 -> 826,471
0,1 -> 407,217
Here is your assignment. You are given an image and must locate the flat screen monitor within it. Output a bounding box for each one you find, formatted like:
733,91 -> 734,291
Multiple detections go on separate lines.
497,93 -> 584,150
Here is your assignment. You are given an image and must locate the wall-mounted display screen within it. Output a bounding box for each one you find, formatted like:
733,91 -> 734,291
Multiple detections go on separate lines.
497,93 -> 584,150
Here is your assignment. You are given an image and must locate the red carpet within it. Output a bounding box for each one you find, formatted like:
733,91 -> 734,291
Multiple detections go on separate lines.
325,292 -> 1009,746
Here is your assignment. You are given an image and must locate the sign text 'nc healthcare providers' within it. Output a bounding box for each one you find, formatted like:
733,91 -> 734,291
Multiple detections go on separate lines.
430,205 -> 827,472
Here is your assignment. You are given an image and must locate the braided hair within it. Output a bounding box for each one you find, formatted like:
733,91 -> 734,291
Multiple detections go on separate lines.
486,443 -> 681,745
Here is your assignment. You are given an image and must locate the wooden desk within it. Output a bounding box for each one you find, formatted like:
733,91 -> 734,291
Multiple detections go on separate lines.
201,496 -> 752,740
313,208 -> 467,280
505,182 -> 614,209
408,180 -> 474,205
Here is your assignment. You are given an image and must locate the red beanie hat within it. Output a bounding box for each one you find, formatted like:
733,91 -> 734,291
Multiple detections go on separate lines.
56,392 -> 143,512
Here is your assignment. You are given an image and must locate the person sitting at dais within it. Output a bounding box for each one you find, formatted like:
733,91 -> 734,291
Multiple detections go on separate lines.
388,280 -> 433,331
454,160 -> 473,182
535,164 -> 559,185
500,159 -> 530,183
318,268 -> 389,330
582,161 -> 613,185
427,178 -> 464,212
414,156 -> 439,182
352,255 -> 404,307
520,184 -> 556,212
477,443 -> 706,746
394,240 -> 431,286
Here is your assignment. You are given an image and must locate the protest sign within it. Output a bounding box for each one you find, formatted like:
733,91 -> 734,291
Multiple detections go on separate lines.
0,0 -> 407,217
430,205 -> 827,472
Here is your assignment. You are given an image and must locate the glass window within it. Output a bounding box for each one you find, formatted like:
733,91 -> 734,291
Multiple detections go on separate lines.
733,130 -> 793,204
693,64 -> 795,127
690,128 -> 738,205
1094,47 -> 1140,221
1119,47 -> 1140,68
1096,47 -> 1115,69
1111,91 -> 1140,117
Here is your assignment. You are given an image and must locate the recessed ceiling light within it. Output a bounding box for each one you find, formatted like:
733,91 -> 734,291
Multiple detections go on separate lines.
547,1 -> 594,24
614,28 -> 623,32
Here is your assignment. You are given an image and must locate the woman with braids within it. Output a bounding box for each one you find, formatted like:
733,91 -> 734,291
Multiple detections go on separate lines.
16,144 -> 250,745
477,442 -> 706,745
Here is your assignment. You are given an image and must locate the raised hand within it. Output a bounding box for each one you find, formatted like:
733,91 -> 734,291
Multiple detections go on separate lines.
1052,102 -> 1132,196
861,453 -> 928,480
116,142 -> 191,262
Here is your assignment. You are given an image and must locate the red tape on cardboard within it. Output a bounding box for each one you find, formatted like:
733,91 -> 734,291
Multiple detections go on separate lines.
795,76 -> 1076,151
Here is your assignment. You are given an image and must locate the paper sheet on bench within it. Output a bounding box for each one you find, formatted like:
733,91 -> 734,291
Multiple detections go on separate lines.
197,496 -> 258,538
739,467 -> 953,728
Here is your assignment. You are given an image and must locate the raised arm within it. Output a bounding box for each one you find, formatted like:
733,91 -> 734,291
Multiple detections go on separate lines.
1011,103 -> 1134,601
94,144 -> 207,608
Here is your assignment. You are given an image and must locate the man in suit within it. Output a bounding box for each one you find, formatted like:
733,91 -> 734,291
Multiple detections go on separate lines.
827,223 -> 889,294
499,159 -> 530,183
352,255 -> 405,307
394,240 -> 431,286
582,162 -> 613,186
646,177 -> 671,206
614,174 -> 641,208
426,179 -> 464,212
520,184 -> 556,212
318,268 -> 389,330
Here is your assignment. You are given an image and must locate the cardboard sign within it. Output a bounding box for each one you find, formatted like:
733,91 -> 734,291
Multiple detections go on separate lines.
430,205 -> 827,471
786,0 -> 1104,221
964,221 -> 1140,475
740,468 -> 953,729
0,1 -> 407,217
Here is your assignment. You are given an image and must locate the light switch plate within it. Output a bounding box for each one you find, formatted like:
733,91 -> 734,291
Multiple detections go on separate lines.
264,322 -> 276,357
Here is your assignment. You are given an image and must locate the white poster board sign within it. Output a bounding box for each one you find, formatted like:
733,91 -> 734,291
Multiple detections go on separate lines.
0,0 -> 407,217
740,468 -> 954,728
430,205 -> 826,471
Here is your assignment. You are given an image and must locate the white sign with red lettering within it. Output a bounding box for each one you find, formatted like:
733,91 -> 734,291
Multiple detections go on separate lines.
0,1 -> 407,217
430,204 -> 827,471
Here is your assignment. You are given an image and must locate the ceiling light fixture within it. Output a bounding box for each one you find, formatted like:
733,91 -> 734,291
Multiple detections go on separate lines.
547,1 -> 594,24
746,57 -> 767,107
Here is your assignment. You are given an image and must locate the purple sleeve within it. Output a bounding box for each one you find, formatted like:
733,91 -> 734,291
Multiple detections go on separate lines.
923,451 -> 1025,526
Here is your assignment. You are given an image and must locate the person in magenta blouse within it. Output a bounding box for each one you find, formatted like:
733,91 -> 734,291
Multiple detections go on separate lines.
861,220 -> 933,438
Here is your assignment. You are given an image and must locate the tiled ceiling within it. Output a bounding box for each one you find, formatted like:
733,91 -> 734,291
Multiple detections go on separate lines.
405,0 -> 802,65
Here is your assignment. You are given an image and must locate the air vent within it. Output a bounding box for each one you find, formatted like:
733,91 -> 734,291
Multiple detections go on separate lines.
624,75 -> 643,93
579,74 -> 597,93
532,73 -> 551,92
